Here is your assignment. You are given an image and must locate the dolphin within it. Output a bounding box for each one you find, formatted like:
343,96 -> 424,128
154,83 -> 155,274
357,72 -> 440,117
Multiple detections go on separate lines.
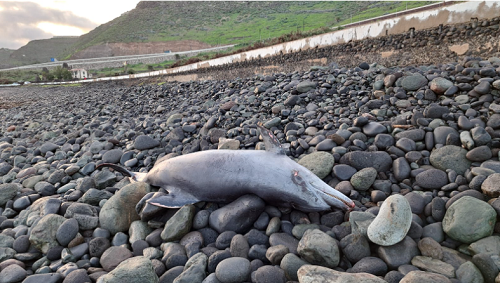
97,125 -> 355,212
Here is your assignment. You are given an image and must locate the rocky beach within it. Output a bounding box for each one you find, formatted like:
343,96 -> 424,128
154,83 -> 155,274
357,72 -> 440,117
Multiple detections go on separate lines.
1,54 -> 500,283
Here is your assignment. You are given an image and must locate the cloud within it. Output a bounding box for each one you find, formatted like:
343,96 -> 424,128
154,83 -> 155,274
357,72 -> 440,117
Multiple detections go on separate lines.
0,1 -> 97,49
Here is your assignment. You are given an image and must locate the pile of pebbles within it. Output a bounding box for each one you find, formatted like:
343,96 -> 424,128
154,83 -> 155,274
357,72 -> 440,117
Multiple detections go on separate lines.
2,55 -> 500,283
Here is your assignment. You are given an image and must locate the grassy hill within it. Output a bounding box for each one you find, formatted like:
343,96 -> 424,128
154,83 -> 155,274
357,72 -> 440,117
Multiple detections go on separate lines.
60,1 -> 436,59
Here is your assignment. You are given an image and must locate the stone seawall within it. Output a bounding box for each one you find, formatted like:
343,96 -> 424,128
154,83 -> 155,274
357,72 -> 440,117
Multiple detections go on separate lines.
166,16 -> 500,81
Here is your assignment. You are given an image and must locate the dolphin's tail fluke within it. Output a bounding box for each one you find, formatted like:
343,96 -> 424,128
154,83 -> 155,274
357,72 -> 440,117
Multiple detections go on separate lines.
95,163 -> 147,182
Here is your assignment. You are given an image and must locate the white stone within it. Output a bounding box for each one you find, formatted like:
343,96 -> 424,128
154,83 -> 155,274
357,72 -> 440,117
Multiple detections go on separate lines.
460,131 -> 474,150
367,194 -> 412,246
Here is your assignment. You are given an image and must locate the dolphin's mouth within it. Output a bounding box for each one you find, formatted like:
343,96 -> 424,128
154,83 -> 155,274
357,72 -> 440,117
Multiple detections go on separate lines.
325,192 -> 356,210
309,181 -> 355,211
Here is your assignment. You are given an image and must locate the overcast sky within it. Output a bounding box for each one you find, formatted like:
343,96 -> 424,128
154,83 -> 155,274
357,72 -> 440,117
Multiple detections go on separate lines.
0,0 -> 139,49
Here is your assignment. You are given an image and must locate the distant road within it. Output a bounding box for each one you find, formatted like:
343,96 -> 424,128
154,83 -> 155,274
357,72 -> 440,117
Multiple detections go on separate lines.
0,45 -> 235,72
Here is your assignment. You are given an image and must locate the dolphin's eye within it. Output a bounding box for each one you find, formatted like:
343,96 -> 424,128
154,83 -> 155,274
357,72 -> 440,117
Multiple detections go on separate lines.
291,170 -> 306,186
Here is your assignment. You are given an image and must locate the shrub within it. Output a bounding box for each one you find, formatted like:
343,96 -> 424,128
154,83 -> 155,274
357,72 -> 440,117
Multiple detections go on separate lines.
45,73 -> 55,81
0,78 -> 14,84
53,66 -> 72,80
185,57 -> 201,64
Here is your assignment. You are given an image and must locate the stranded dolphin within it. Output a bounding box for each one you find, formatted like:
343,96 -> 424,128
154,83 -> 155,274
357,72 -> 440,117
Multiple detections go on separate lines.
97,125 -> 355,212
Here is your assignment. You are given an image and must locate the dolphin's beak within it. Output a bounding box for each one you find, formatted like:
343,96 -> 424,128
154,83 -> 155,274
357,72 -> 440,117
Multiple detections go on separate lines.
310,182 -> 356,211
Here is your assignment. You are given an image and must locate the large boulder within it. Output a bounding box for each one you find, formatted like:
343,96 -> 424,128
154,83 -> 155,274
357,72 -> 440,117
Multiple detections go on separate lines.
443,196 -> 496,244
0,183 -> 20,207
97,256 -> 158,283
29,214 -> 66,253
99,182 -> 151,234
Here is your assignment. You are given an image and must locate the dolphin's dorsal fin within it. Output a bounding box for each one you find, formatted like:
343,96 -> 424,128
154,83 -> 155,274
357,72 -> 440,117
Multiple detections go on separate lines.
257,124 -> 285,155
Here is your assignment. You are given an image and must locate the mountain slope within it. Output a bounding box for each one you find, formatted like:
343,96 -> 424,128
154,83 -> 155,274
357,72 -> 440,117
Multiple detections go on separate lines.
61,1 -> 435,59
9,37 -> 78,65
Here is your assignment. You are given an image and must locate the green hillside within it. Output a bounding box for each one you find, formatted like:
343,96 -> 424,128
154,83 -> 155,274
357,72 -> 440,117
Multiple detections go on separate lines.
60,1 -> 436,59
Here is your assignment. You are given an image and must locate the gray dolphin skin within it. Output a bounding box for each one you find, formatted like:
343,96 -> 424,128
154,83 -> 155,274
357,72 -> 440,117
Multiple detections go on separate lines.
97,125 -> 355,212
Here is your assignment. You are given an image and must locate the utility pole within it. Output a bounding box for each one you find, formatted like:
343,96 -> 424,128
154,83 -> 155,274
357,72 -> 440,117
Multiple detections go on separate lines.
302,18 -> 305,32
259,28 -> 261,42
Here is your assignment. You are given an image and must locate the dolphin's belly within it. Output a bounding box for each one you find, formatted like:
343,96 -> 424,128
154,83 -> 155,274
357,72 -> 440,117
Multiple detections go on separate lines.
150,150 -> 300,204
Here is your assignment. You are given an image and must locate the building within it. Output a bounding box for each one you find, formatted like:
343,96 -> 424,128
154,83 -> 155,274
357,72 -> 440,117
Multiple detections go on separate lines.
70,69 -> 91,79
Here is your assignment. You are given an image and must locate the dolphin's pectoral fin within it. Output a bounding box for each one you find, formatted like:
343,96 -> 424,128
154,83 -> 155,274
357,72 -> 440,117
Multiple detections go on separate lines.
257,124 -> 285,155
147,191 -> 200,208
